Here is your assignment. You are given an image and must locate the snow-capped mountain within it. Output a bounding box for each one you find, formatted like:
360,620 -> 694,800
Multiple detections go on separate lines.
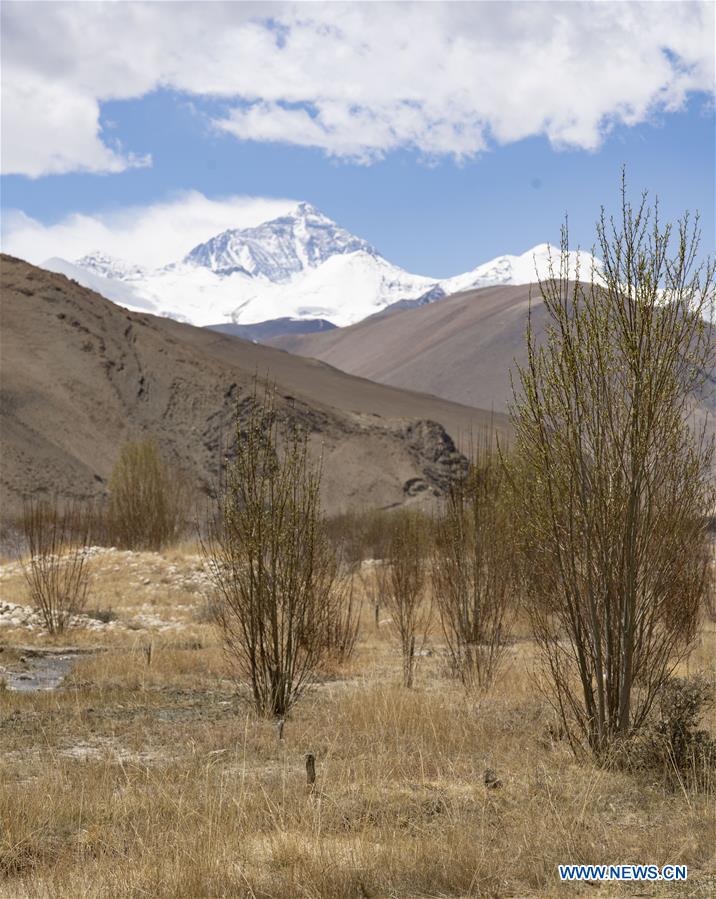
42,203 -> 601,332
441,243 -> 599,295
42,256 -> 155,312
185,202 -> 377,279
74,251 -> 147,281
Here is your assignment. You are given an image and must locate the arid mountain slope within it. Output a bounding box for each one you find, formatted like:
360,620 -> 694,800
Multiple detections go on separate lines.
271,282 -> 716,456
271,284 -> 545,411
0,256 -> 508,516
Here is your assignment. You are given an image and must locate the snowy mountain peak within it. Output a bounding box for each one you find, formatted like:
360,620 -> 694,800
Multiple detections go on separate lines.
292,201 -> 327,219
528,243 -> 553,255
441,243 -> 601,295
74,250 -> 146,281
183,203 -> 378,282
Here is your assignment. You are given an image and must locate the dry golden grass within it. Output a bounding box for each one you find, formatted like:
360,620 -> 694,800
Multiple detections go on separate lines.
0,551 -> 714,897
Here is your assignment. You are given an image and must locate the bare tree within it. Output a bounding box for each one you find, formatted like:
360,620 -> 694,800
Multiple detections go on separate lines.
703,529 -> 716,623
19,498 -> 92,634
360,559 -> 390,630
509,175 -> 715,758
432,438 -> 514,689
349,510 -> 395,629
107,437 -> 189,551
322,564 -> 362,663
204,379 -> 338,718
385,511 -> 431,688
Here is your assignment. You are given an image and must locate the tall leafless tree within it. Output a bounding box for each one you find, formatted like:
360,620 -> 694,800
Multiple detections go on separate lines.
108,438 -> 189,550
322,563 -> 362,663
509,174 -> 715,758
204,379 -> 338,717
432,437 -> 514,690
385,511 -> 431,688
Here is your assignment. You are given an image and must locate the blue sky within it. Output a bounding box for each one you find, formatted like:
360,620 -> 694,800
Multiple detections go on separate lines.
2,2 -> 714,277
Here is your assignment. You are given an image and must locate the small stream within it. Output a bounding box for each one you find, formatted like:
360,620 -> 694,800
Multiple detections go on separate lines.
6,654 -> 77,692
2,647 -> 101,693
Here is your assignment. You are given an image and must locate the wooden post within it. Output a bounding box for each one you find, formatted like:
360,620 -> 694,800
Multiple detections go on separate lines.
144,641 -> 153,667
406,635 -> 415,688
305,752 -> 316,788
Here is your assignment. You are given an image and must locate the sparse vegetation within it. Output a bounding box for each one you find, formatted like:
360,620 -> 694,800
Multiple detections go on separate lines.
432,438 -> 515,689
360,558 -> 390,630
0,529 -> 714,896
384,510 -> 432,688
18,497 -> 92,634
204,380 -> 341,717
321,566 -> 362,664
107,437 -> 189,551
83,606 -> 119,624
704,531 -> 716,622
325,508 -> 395,567
0,558 -> 714,897
632,674 -> 716,790
509,176 -> 716,759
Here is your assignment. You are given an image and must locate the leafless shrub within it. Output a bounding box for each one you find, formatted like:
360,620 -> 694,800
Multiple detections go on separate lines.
629,675 -> 716,789
107,438 -> 189,551
19,498 -> 92,634
325,508 -> 396,566
509,173 -> 715,759
193,595 -> 223,625
705,585 -> 716,623
203,379 -> 339,717
326,509 -> 433,636
384,510 -> 431,688
84,606 -> 118,624
432,437 -> 515,690
703,529 -> 716,623
360,559 -> 390,630
322,568 -> 362,663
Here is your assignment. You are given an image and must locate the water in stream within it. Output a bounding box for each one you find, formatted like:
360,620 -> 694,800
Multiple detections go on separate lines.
6,654 -> 77,692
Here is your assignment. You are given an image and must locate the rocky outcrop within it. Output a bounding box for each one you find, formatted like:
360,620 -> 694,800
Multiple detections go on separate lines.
400,420 -> 469,496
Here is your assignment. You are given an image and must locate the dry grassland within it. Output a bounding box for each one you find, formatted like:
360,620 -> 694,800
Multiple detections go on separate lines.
0,548 -> 714,897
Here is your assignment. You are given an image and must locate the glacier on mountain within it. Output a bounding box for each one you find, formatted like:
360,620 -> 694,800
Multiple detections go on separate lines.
42,203 -> 601,330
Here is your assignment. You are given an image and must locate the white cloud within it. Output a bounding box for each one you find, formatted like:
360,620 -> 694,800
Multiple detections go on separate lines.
1,71 -> 149,177
1,192 -> 297,268
1,1 -> 714,176
216,99 -> 490,163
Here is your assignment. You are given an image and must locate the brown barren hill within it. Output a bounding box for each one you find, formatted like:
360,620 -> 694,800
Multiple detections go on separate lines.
271,282 -> 716,458
270,284 -> 546,410
0,255 -> 509,516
